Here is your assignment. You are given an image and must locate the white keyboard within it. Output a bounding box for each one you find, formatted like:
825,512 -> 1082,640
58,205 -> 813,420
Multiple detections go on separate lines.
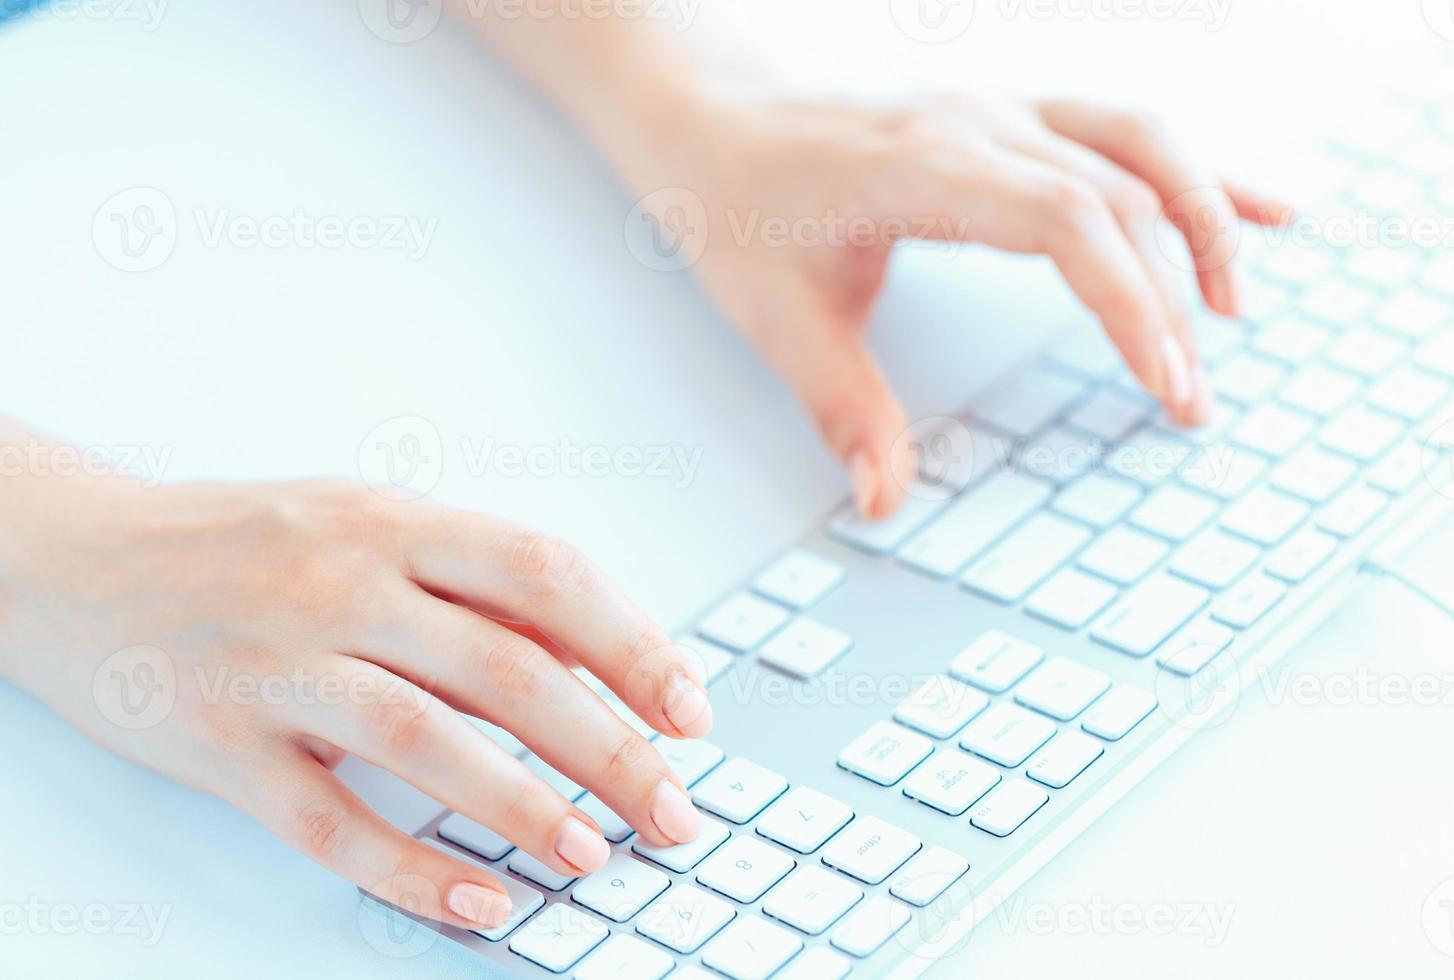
371,95 -> 1454,978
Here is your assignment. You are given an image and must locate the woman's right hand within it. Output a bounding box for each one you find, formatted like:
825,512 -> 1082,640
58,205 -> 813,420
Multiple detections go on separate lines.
0,458 -> 712,931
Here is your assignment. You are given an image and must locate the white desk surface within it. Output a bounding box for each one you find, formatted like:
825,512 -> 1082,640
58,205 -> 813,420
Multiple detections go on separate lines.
3,1 -> 1454,976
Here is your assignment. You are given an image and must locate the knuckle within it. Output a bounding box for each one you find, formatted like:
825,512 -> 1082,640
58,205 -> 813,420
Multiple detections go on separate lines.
294,799 -> 347,863
502,779 -> 553,829
603,732 -> 657,784
1038,178 -> 1107,247
1105,177 -> 1164,225
1116,109 -> 1169,150
479,634 -> 544,701
365,689 -> 437,757
507,532 -> 596,597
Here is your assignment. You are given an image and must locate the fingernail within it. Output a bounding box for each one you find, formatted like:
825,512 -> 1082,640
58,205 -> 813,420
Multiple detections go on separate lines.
447,882 -> 512,927
1160,335 -> 1194,407
663,672 -> 713,737
848,451 -> 877,516
554,816 -> 610,873
650,779 -> 700,844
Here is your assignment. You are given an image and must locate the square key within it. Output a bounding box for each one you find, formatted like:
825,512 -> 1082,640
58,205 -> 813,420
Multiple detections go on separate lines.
693,758 -> 788,823
507,902 -> 608,973
632,815 -> 730,873
752,549 -> 845,608
837,721 -> 932,786
755,787 -> 853,854
894,675 -> 990,738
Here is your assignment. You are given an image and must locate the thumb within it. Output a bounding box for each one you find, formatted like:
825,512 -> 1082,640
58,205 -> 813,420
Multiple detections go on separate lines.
756,306 -> 916,519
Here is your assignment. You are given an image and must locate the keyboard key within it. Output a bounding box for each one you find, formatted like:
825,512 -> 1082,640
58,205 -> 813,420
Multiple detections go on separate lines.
655,738 -> 725,788
1169,529 -> 1261,590
1327,327 -> 1407,379
752,549 -> 844,609
821,816 -> 921,885
1017,426 -> 1103,484
1024,567 -> 1119,629
1157,617 -> 1235,675
777,946 -> 852,980
1344,246 -> 1420,290
837,721 -> 933,786
1179,448 -> 1267,501
422,839 -> 543,942
1129,484 -> 1220,541
762,865 -> 862,934
828,492 -> 946,555
1091,573 -> 1210,657
1065,385 -> 1151,441
1320,405 -> 1405,463
1081,684 -> 1156,740
830,895 -> 911,958
572,853 -> 669,922
1013,656 -> 1110,720
1053,473 -> 1142,527
1367,442 -> 1423,494
1212,574 -> 1287,629
894,675 -> 990,738
1077,525 -> 1169,585
576,794 -> 633,844
1373,288 -> 1447,339
1212,352 -> 1286,405
975,367 -> 1087,437
1366,366 -> 1449,421
888,846 -> 970,907
961,511 -> 1092,602
697,593 -> 790,652
675,635 -> 735,686
1109,427 -> 1193,485
1278,364 -> 1362,419
694,759 -> 788,823
899,471 -> 1052,577
970,778 -> 1049,837
438,812 -> 514,862
949,630 -> 1043,693
1299,278 -> 1378,324
508,902 -> 609,972
901,748 -> 1001,815
1026,731 -> 1104,789
1230,404 -> 1315,458
1193,314 -> 1249,363
633,816 -> 731,873
508,850 -> 577,892
696,835 -> 795,903
758,618 -> 853,678
1259,244 -> 1334,286
1270,446 -> 1357,504
959,703 -> 1056,767
1318,483 -> 1389,538
1252,314 -> 1333,364
574,934 -> 674,980
756,787 -> 853,855
635,883 -> 735,953
1266,526 -> 1339,583
1416,330 -> 1454,380
1221,487 -> 1309,545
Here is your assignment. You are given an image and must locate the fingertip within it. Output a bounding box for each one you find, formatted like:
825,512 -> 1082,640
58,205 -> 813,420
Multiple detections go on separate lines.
848,451 -> 877,517
447,881 -> 512,928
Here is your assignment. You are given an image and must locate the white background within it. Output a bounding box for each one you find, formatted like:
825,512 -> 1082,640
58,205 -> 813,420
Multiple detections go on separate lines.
3,0 -> 1454,976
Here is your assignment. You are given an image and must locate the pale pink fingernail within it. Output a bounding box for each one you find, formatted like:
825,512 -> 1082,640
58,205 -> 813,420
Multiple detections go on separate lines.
650,780 -> 700,844
1160,335 -> 1194,407
447,882 -> 512,927
554,816 -> 610,873
663,673 -> 713,737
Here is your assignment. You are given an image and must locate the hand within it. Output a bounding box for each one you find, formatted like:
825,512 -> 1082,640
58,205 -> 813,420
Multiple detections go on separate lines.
0,468 -> 711,931
634,91 -> 1292,518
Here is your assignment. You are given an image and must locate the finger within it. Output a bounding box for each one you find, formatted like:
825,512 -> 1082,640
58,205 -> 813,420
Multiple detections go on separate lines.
358,588 -> 702,847
235,747 -> 514,931
398,509 -> 714,741
899,142 -> 1183,410
1008,132 -> 1210,424
1222,179 -> 1296,226
290,655 -> 614,878
1034,99 -> 1244,321
743,289 -> 917,518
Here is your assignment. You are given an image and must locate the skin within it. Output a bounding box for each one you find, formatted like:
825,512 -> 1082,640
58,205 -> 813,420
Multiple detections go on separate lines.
1,3 -> 1295,934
